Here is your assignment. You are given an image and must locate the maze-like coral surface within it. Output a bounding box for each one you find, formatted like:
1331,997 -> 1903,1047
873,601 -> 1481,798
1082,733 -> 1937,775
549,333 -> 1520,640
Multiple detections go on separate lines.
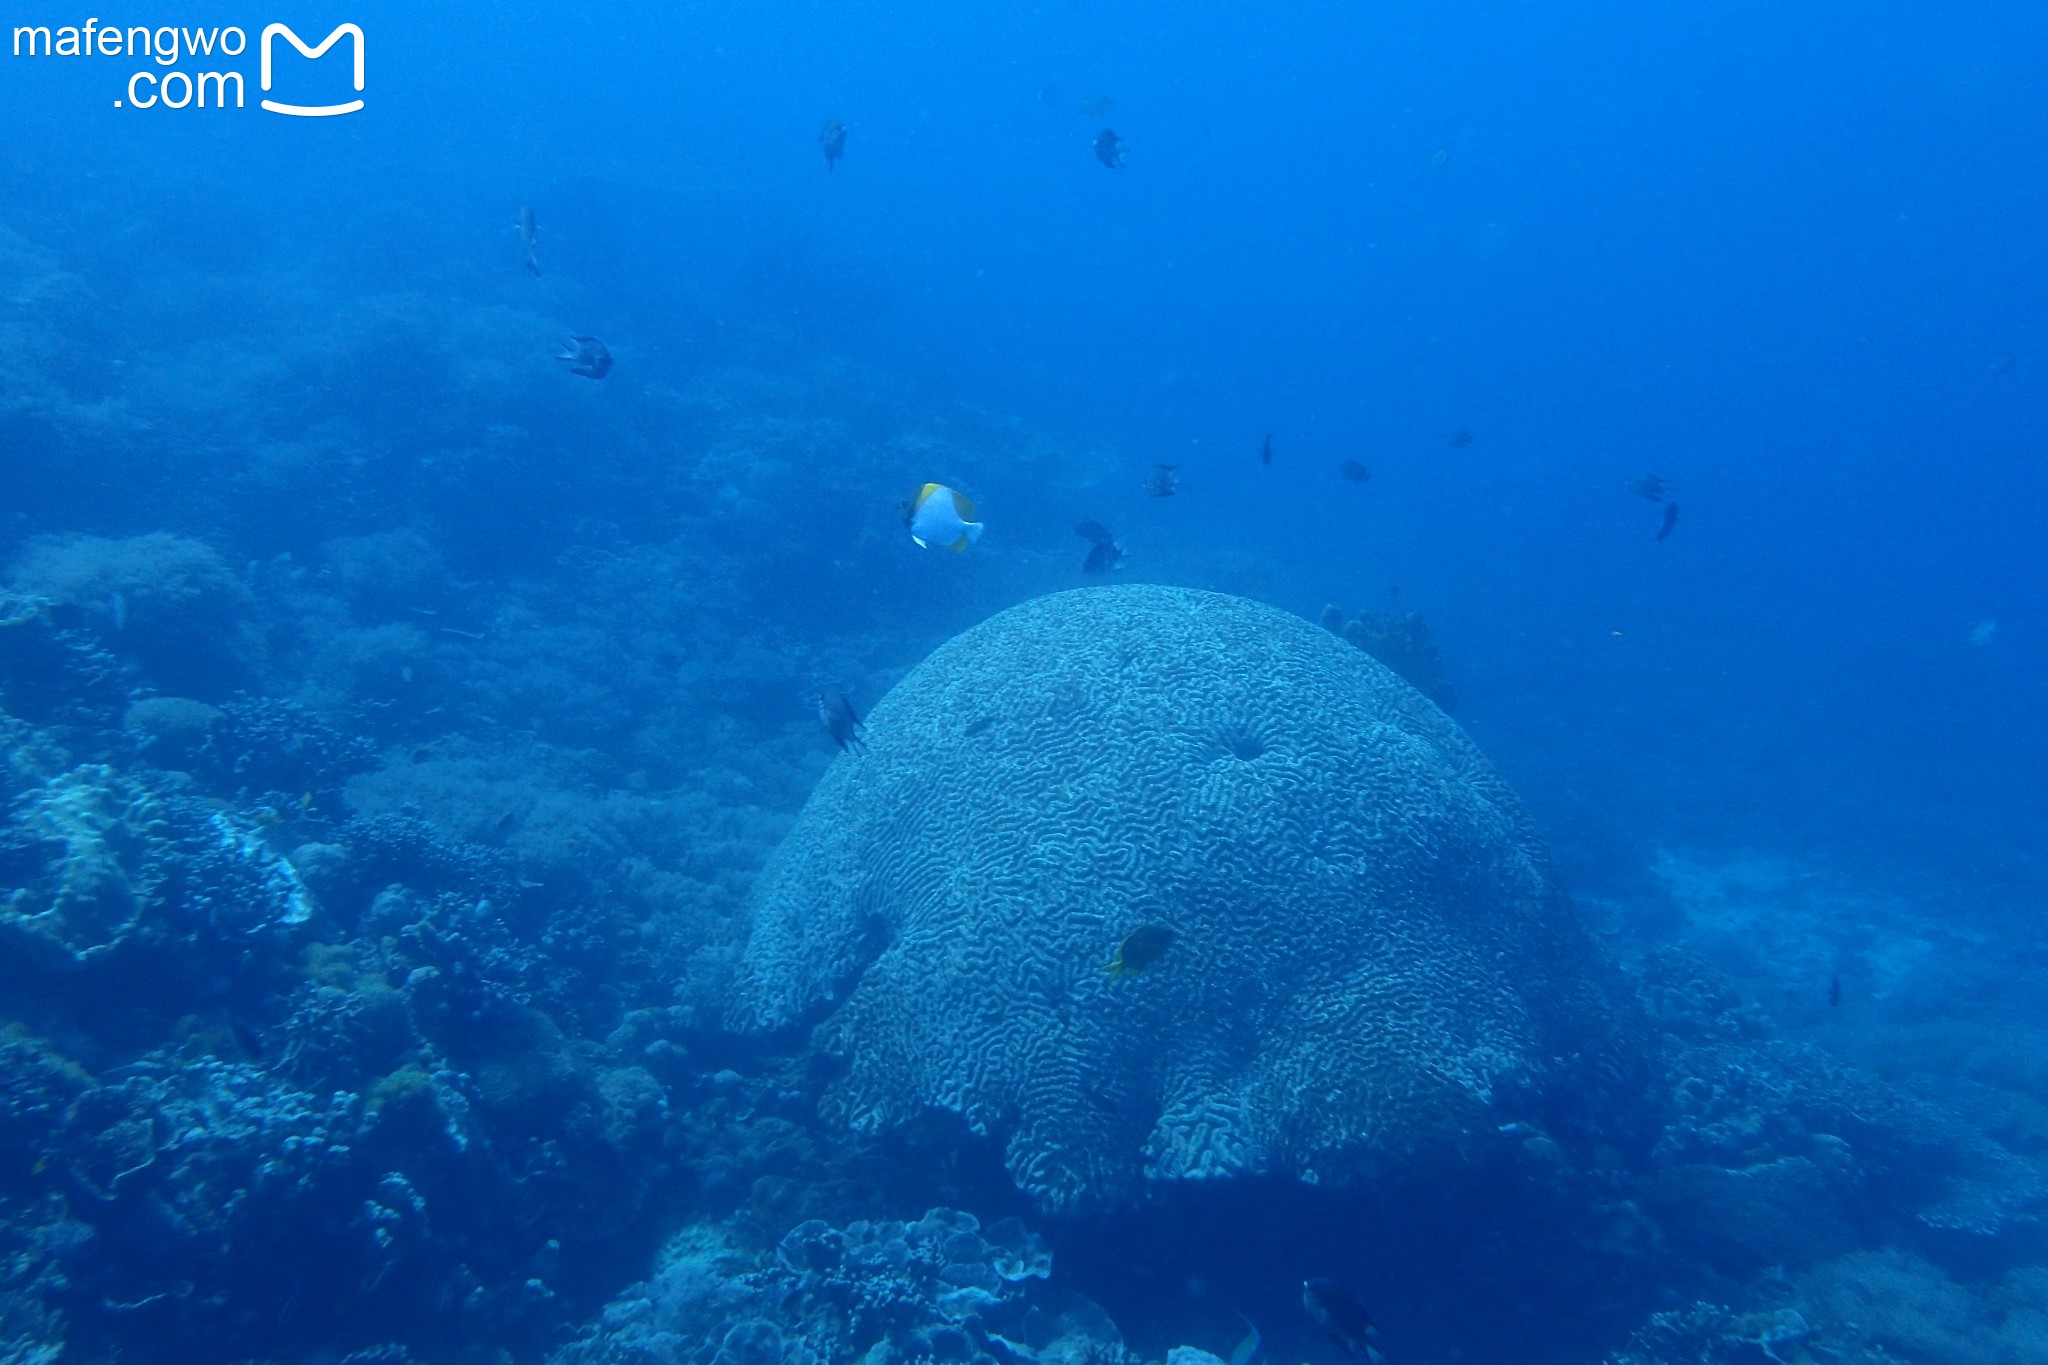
733,585 -> 1625,1207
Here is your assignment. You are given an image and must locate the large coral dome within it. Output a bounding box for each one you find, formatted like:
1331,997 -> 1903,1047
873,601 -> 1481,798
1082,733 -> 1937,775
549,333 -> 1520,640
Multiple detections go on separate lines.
732,585 -> 1641,1209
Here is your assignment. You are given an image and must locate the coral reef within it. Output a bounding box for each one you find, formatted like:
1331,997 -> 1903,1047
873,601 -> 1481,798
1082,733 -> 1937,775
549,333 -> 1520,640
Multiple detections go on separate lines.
0,634 -> 746,1361
120,696 -> 221,765
1607,1252 -> 2048,1365
0,565 -> 958,1365
733,584 -> 1646,1208
0,592 -> 141,733
2,203 -> 2044,1365
552,1208 -> 1124,1365
0,794 -> 701,1362
1606,1300 -> 1826,1365
1320,603 -> 1458,713
6,534 -> 247,627
0,761 -> 311,978
1631,945 -> 2046,1278
5,533 -> 261,695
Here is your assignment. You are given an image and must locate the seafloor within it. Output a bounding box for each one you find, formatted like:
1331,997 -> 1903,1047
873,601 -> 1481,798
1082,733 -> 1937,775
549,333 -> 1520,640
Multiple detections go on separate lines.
2,214 -> 2046,1365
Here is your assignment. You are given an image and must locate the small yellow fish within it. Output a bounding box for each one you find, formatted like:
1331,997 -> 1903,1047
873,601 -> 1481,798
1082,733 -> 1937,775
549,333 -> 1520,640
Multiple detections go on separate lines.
1104,924 -> 1175,980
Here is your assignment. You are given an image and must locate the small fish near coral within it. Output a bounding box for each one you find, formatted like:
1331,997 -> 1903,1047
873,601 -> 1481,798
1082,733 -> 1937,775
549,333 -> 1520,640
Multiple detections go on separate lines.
820,118 -> 848,171
558,335 -> 612,380
1075,519 -> 1125,574
1094,128 -> 1126,168
1655,501 -> 1680,541
1103,924 -> 1174,979
1338,460 -> 1371,484
1303,1279 -> 1388,1365
1228,1313 -> 1261,1365
905,483 -> 984,552
815,691 -> 866,753
516,203 -> 540,276
1144,464 -> 1180,497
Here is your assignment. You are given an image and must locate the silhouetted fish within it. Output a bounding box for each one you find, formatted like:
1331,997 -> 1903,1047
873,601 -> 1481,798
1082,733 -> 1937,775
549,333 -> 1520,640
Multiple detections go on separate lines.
1338,461 -> 1371,484
1104,924 -> 1174,979
1229,1313 -> 1261,1365
1629,473 -> 1674,501
1656,501 -> 1680,541
516,204 -> 541,277
820,118 -> 847,171
1077,519 -> 1124,573
1145,464 -> 1180,497
1094,128 -> 1126,168
1260,433 -> 1274,466
558,335 -> 612,380
815,691 -> 866,753
1449,428 -> 1473,447
1083,541 -> 1125,574
229,1017 -> 266,1061
1303,1280 -> 1387,1365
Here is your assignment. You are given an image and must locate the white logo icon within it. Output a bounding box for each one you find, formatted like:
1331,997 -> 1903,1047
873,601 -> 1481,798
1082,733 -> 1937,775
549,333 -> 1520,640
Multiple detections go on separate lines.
259,22 -> 363,117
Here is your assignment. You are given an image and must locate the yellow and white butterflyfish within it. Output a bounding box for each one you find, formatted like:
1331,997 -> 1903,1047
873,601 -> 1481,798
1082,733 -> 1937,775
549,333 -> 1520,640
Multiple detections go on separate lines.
907,483 -> 984,553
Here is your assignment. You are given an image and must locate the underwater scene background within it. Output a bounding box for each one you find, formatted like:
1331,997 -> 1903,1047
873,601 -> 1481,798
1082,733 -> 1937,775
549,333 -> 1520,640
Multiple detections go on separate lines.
2,0 -> 2045,1361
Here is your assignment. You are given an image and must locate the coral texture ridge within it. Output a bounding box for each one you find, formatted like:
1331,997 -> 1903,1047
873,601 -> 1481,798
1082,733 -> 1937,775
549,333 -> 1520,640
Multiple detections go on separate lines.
733,584 -> 1632,1207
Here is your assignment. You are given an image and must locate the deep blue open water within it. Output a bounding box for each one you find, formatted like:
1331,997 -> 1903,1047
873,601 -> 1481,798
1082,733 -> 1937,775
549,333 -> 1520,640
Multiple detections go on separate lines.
2,3 -> 2045,1362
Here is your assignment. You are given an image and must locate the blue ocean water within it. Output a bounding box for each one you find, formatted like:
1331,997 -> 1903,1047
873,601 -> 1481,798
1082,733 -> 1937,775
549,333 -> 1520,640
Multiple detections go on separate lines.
2,1 -> 2045,1362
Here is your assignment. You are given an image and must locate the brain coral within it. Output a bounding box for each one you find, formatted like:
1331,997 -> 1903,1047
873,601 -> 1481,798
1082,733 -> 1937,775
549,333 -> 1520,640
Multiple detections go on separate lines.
732,585 -> 1638,1208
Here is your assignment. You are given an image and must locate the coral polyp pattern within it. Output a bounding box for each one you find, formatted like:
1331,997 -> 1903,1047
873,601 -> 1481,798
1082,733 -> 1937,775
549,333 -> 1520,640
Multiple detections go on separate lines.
733,585 -> 1637,1207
